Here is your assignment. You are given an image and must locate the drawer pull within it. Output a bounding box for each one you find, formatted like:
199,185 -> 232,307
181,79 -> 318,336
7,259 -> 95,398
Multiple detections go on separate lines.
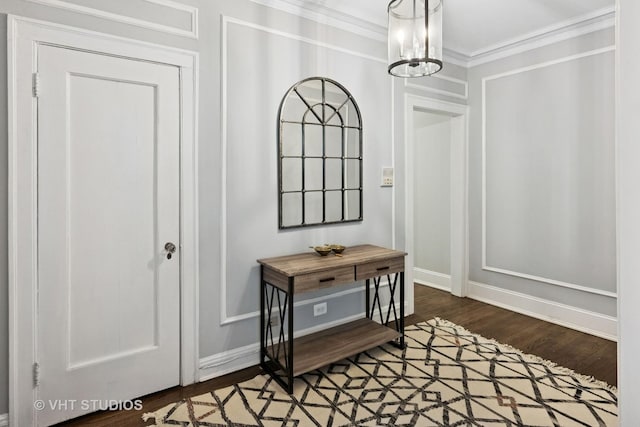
376,266 -> 390,271
319,277 -> 335,283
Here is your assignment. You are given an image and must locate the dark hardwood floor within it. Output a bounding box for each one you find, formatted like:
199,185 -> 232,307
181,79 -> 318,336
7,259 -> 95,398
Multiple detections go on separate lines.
56,284 -> 617,426
409,284 -> 617,387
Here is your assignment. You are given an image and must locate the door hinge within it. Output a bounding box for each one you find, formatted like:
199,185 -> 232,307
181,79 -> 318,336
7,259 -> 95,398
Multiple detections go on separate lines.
32,73 -> 40,98
33,362 -> 40,387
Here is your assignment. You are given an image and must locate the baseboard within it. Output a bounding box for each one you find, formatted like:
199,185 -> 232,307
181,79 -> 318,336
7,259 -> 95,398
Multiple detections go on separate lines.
200,303 -> 408,381
413,267 -> 451,291
0,413 -> 8,427
467,280 -> 618,341
199,342 -> 260,382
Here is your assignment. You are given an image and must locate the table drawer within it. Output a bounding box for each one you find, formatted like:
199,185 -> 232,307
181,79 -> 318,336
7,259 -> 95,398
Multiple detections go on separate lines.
355,257 -> 404,280
294,266 -> 354,293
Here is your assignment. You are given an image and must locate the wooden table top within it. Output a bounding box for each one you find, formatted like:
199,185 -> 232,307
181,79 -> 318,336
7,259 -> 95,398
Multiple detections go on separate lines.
257,244 -> 407,277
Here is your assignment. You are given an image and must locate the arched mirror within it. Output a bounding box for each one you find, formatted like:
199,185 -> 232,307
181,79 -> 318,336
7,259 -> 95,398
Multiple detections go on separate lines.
278,77 -> 363,229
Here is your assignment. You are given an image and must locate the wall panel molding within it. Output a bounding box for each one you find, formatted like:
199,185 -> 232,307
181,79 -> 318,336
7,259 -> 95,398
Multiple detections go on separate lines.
24,0 -> 199,38
221,281 -> 390,326
481,46 -> 615,84
404,73 -> 468,101
481,46 -> 616,298
220,16 -> 390,325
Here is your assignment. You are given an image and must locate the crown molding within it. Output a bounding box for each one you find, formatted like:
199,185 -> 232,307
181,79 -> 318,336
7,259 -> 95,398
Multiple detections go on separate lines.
248,0 -> 387,42
248,1 -> 615,69
442,48 -> 469,67
465,6 -> 616,67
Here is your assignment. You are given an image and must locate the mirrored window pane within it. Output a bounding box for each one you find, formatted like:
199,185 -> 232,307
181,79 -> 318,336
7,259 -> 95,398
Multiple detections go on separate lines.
281,158 -> 302,192
325,126 -> 342,158
280,96 -> 307,123
345,127 -> 360,158
304,158 -> 323,191
326,105 -> 343,126
296,79 -> 323,100
345,99 -> 360,128
281,123 -> 302,157
302,104 -> 324,124
304,124 -> 323,157
339,99 -> 360,129
325,81 -> 349,109
281,193 -> 302,227
345,190 -> 361,220
305,192 -> 323,224
326,159 -> 342,190
325,191 -> 343,222
345,159 -> 360,189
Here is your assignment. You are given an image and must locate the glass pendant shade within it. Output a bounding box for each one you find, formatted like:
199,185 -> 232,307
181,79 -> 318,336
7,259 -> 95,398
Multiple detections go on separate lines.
388,0 -> 443,77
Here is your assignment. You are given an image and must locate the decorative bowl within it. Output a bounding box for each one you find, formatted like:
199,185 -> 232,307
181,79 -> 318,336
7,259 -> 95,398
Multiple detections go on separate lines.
311,245 -> 332,256
328,244 -> 346,254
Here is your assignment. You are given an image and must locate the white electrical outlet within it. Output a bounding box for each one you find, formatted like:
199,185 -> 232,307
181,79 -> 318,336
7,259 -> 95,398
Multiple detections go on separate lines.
381,167 -> 393,187
313,302 -> 327,316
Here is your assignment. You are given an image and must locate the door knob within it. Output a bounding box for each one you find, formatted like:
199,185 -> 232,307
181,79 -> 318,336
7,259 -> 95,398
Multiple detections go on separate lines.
164,242 -> 177,260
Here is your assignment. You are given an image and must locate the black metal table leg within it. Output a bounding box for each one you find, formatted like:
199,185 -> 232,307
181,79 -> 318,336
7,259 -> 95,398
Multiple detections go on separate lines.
365,278 -> 370,319
399,271 -> 405,348
260,266 -> 265,369
368,270 -> 404,350
260,280 -> 294,393
287,277 -> 294,393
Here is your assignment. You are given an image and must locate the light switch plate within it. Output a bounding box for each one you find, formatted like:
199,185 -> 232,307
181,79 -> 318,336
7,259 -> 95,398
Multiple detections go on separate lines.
381,167 -> 394,187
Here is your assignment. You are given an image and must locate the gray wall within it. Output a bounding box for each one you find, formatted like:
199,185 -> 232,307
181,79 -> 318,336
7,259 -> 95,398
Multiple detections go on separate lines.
0,0 -> 619,418
467,27 -> 617,316
413,112 -> 451,275
0,0 -> 456,416
218,7 -> 393,351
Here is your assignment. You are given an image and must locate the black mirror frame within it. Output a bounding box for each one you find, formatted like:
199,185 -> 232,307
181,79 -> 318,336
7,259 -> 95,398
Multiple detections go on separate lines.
277,77 -> 363,229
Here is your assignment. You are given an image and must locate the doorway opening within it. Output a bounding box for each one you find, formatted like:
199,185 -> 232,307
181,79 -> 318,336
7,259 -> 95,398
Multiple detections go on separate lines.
413,111 -> 453,290
404,95 -> 468,299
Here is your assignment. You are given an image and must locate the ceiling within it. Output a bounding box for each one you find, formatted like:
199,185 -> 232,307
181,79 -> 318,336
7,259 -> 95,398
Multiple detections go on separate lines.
292,0 -> 615,58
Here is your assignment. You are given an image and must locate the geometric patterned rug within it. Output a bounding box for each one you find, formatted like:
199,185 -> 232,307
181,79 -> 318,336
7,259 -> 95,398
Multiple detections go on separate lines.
143,318 -> 617,426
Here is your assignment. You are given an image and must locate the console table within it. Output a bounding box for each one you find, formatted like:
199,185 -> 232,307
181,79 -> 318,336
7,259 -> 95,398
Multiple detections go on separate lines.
257,244 -> 407,393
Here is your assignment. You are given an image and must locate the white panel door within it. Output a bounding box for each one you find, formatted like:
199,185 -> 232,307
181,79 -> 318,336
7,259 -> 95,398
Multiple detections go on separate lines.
36,44 -> 180,426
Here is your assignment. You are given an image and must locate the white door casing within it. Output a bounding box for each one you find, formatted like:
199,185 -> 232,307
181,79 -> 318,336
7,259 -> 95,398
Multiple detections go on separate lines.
404,94 -> 469,298
8,16 -> 199,426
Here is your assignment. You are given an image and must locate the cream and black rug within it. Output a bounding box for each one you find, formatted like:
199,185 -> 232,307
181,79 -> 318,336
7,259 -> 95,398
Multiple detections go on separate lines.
144,318 -> 617,426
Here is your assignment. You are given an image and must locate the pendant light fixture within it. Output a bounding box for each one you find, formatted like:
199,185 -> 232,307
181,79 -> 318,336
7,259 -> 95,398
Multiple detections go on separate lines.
388,0 -> 443,77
